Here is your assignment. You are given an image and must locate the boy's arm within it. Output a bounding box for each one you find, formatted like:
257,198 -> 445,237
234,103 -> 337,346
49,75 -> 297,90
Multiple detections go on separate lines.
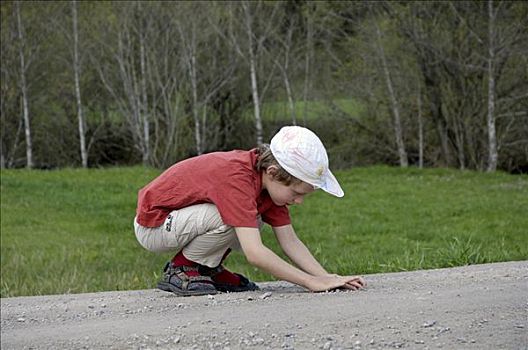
235,227 -> 361,292
272,224 -> 328,276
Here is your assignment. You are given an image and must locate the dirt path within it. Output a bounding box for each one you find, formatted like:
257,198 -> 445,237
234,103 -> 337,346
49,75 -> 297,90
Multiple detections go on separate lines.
1,261 -> 527,350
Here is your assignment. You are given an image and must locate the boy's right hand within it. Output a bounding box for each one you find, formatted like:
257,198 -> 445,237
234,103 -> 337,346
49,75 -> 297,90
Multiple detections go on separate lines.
307,275 -> 366,292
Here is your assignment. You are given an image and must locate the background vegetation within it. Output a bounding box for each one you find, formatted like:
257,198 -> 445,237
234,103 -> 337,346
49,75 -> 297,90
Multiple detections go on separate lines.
1,167 -> 526,297
1,1 -> 527,172
1,1 -> 527,298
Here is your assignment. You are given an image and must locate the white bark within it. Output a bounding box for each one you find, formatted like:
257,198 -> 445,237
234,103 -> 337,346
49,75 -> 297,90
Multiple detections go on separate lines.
139,22 -> 150,165
185,24 -> 202,155
72,0 -> 87,168
103,6 -> 149,165
15,1 -> 33,169
178,4 -> 238,155
302,8 -> 313,127
284,72 -> 296,126
243,2 -> 263,145
191,55 -> 202,155
282,22 -> 296,125
375,24 -> 408,167
486,0 -> 498,172
417,83 -> 424,169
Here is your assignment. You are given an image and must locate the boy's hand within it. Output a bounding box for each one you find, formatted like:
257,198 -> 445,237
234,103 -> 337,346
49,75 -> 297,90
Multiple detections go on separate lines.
342,275 -> 367,290
307,275 -> 367,292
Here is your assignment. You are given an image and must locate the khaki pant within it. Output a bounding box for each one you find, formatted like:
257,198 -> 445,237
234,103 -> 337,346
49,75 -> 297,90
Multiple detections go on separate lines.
134,204 -> 242,268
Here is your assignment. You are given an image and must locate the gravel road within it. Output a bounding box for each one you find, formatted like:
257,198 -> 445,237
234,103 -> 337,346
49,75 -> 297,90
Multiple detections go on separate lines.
1,261 -> 527,350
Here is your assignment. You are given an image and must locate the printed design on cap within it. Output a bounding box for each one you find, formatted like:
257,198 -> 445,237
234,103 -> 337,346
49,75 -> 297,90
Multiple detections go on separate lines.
316,166 -> 324,178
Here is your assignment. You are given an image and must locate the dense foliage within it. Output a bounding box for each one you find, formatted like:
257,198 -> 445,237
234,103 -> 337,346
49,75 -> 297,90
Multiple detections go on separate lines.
1,1 -> 527,172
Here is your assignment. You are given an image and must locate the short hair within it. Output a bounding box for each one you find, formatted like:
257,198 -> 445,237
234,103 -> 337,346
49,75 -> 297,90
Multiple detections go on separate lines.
255,144 -> 302,186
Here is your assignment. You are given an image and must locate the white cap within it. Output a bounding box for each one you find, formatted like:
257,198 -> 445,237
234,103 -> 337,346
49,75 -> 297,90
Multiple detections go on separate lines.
270,126 -> 344,197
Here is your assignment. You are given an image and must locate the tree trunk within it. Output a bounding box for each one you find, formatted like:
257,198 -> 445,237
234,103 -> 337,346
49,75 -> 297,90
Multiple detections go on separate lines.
243,3 -> 263,145
15,1 -> 33,169
283,24 -> 296,126
375,24 -> 408,167
486,0 -> 498,172
72,0 -> 87,168
417,83 -> 424,169
284,72 -> 296,126
249,54 -> 262,145
139,13 -> 150,165
452,113 -> 466,170
302,6 -> 313,127
189,26 -> 202,155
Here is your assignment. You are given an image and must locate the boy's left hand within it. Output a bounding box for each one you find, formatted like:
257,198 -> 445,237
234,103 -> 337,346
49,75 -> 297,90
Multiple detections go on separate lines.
327,274 -> 367,290
344,276 -> 367,290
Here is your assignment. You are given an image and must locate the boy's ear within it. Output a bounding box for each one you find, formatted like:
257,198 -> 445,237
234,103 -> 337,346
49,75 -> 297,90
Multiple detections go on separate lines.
265,165 -> 279,176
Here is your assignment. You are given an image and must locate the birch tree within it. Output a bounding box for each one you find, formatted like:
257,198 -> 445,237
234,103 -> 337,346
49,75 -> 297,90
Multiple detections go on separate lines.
14,1 -> 33,168
302,4 -> 315,126
71,0 -> 87,167
210,1 -> 279,145
270,9 -> 300,126
447,1 -> 526,171
243,1 -> 264,144
486,0 -> 497,172
175,4 -> 236,155
374,21 -> 408,167
142,3 -> 186,167
179,20 -> 202,154
417,81 -> 424,169
94,2 -> 151,165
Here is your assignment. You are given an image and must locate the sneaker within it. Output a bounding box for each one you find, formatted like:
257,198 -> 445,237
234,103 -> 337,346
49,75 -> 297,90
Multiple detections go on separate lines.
199,265 -> 260,293
157,262 -> 217,296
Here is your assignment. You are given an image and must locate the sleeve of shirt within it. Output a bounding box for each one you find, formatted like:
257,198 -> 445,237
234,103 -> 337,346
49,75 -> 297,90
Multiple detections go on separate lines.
261,205 -> 291,227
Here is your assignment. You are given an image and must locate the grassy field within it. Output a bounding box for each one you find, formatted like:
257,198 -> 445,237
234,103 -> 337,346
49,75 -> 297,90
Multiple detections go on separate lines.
1,166 -> 527,297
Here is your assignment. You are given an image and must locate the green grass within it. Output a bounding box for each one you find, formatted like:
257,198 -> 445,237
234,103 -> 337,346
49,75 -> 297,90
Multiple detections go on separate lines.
1,166 -> 527,297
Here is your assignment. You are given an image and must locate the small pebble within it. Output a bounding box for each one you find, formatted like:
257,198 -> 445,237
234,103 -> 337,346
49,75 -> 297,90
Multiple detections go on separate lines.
423,320 -> 437,328
260,292 -> 272,300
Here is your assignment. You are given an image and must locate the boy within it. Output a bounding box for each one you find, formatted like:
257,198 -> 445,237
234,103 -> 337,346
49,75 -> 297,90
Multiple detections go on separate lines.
134,126 -> 366,296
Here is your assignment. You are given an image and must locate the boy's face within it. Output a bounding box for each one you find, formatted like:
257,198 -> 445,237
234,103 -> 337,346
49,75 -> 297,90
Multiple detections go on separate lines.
264,169 -> 315,206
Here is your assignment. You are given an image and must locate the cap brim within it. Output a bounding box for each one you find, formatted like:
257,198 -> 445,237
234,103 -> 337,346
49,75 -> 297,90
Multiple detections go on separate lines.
320,170 -> 344,197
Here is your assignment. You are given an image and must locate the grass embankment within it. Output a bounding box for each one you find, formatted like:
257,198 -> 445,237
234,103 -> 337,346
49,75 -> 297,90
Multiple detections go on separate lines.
1,166 -> 527,297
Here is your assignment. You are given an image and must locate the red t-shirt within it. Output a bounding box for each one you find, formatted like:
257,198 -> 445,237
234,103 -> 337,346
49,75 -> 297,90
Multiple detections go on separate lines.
136,149 -> 291,228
